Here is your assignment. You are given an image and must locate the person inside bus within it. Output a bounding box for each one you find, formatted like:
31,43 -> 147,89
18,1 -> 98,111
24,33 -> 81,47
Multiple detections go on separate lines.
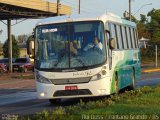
69,41 -> 78,55
83,37 -> 103,51
58,41 -> 78,59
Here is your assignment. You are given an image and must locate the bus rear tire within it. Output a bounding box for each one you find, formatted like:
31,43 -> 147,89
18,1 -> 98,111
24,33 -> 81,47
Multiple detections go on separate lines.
131,70 -> 135,90
49,99 -> 61,104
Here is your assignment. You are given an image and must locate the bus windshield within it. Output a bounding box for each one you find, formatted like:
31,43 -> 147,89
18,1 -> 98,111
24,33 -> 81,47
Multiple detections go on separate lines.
35,21 -> 107,70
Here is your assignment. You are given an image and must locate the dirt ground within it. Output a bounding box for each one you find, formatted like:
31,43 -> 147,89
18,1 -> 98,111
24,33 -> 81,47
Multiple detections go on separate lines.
0,72 -> 34,81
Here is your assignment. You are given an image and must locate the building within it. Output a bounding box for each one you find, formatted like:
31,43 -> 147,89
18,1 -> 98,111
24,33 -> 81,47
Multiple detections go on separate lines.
18,43 -> 28,57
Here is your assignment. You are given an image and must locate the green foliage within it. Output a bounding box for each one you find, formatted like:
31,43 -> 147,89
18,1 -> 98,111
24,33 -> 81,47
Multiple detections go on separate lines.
140,45 -> 160,64
29,86 -> 160,120
140,14 -> 147,23
34,110 -> 50,120
135,9 -> 160,45
0,41 -> 3,51
147,9 -> 160,44
137,22 -> 150,39
0,41 -> 3,56
17,34 -> 28,43
2,35 -> 20,58
131,16 -> 139,24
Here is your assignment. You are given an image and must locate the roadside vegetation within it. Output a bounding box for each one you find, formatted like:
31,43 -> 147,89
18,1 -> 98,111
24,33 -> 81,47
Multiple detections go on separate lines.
0,72 -> 34,80
19,85 -> 160,120
133,9 -> 160,68
11,73 -> 34,79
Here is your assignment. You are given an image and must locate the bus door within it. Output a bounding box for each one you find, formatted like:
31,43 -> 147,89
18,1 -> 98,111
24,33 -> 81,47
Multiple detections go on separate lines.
106,30 -> 115,70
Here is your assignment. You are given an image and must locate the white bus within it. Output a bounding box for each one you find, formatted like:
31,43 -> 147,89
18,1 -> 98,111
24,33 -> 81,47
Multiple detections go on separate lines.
34,13 -> 140,103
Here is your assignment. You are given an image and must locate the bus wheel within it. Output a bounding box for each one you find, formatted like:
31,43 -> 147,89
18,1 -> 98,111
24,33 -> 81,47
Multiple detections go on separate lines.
49,99 -> 61,104
131,70 -> 135,90
115,74 -> 119,94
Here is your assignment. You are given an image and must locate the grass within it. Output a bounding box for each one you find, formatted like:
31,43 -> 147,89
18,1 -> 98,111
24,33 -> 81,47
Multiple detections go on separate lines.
79,92 -> 160,115
22,85 -> 160,120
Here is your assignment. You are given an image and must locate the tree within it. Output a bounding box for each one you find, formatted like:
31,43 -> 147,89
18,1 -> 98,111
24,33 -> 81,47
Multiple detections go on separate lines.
137,22 -> 150,39
0,41 -> 3,52
0,41 -> 3,56
3,35 -> 20,58
17,34 -> 28,43
147,9 -> 160,44
140,14 -> 147,24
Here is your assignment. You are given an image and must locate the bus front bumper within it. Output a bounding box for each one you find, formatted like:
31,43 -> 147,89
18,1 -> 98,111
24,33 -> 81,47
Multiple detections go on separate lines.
36,77 -> 111,99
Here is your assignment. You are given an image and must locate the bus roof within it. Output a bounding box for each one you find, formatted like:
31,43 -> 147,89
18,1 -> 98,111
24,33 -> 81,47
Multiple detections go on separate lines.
36,12 -> 136,27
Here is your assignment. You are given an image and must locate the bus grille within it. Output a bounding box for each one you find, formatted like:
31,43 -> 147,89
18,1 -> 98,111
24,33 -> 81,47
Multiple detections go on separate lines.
50,77 -> 91,85
54,89 -> 92,97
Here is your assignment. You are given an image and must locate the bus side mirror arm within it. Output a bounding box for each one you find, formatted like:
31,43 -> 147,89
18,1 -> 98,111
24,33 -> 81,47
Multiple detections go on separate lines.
27,35 -> 35,58
109,38 -> 115,49
105,30 -> 115,49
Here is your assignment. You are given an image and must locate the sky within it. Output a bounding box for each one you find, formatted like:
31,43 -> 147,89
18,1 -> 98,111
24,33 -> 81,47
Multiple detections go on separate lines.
0,0 -> 160,43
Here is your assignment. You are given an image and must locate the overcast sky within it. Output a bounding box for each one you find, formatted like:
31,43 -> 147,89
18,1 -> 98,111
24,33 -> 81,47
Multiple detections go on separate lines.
0,0 -> 159,43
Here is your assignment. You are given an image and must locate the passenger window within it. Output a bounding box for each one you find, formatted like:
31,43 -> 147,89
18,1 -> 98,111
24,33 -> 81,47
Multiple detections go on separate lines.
120,26 -> 124,49
122,26 -> 127,49
133,28 -> 138,48
129,27 -> 133,48
124,27 -> 129,49
127,27 -> 131,48
109,23 -> 118,49
131,28 -> 135,48
116,25 -> 122,49
114,24 -> 119,49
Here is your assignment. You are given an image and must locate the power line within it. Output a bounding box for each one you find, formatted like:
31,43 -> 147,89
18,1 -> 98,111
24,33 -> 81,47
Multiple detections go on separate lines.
62,0 -> 94,14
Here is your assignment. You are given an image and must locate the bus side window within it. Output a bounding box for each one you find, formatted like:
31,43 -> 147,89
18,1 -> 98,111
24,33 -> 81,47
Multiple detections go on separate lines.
120,25 -> 124,49
126,27 -> 131,49
133,28 -> 137,48
109,23 -> 117,49
130,27 -> 135,48
116,25 -> 122,49
124,26 -> 129,49
122,26 -> 127,49
135,29 -> 139,48
114,24 -> 119,49
129,27 -> 133,48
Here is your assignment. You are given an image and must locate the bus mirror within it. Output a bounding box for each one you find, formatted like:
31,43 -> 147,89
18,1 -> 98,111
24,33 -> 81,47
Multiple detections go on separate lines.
109,38 -> 115,49
27,35 -> 34,58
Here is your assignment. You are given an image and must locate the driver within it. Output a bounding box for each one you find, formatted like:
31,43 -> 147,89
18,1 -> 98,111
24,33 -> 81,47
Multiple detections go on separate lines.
83,37 -> 103,51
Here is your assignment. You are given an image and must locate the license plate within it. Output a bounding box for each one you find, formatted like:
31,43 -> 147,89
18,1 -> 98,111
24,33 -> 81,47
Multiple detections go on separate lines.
65,86 -> 78,90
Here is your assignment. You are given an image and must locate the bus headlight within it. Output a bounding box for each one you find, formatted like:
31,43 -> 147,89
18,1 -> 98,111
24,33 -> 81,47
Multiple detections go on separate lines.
36,74 -> 52,84
90,70 -> 107,81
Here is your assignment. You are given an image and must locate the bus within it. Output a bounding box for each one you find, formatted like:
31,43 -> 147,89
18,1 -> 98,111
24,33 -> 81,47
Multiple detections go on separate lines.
33,13 -> 140,103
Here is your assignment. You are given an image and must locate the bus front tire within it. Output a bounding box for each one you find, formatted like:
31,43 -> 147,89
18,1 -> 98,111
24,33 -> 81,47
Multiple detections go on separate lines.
49,99 -> 61,104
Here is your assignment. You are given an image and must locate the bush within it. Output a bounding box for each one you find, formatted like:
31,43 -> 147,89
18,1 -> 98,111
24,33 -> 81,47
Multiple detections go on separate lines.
32,86 -> 157,120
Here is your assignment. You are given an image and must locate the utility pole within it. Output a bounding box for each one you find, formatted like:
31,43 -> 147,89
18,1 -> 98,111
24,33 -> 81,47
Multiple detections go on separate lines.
57,0 -> 60,16
155,45 -> 158,68
129,0 -> 131,21
7,19 -> 12,73
78,0 -> 80,14
0,30 -> 3,35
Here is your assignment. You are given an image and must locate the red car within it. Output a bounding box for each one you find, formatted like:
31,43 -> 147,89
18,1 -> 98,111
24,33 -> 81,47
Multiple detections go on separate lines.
0,58 -> 8,73
13,58 -> 34,72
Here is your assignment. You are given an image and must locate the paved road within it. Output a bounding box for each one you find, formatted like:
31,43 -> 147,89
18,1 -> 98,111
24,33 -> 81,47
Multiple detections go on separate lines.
0,72 -> 160,116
